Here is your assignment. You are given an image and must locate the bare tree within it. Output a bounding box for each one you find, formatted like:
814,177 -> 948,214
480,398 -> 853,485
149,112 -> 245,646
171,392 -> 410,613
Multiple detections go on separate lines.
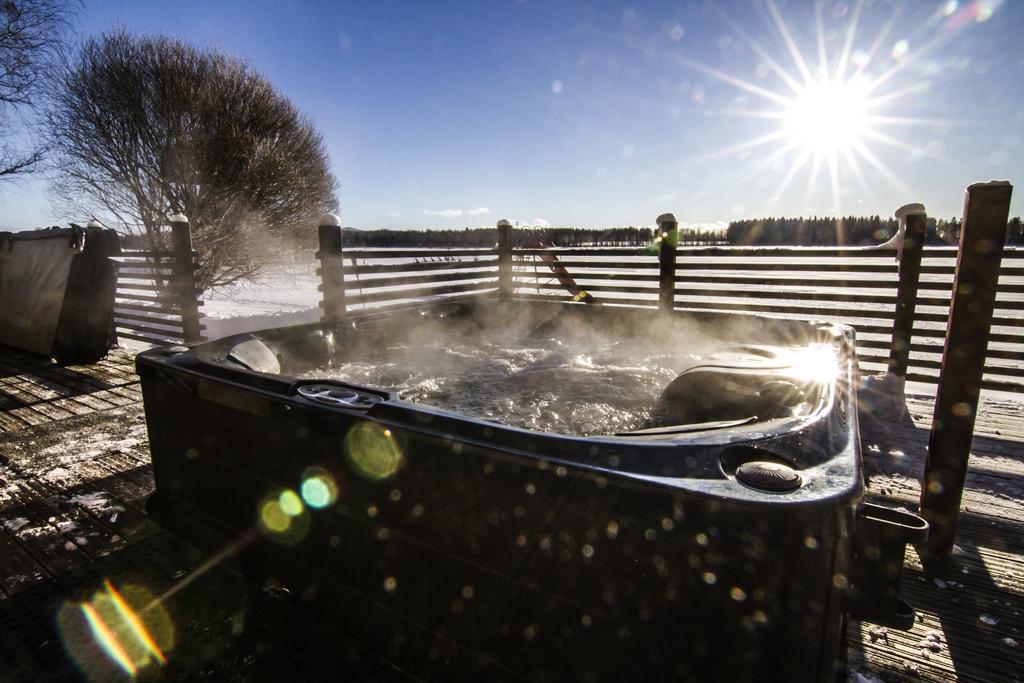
1,0 -> 72,179
46,31 -> 338,287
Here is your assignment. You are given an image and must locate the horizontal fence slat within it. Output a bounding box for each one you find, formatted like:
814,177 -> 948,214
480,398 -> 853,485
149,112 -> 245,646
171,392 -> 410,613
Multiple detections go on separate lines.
115,293 -> 203,308
113,301 -> 180,315
514,270 -> 663,284
116,331 -> 181,346
346,270 -> 498,291
342,260 -> 497,276
115,292 -> 176,304
513,281 -> 657,296
113,311 -> 185,329
116,282 -> 165,293
512,248 -> 659,257
345,282 -> 498,306
340,248 -> 498,258
675,261 -> 900,273
115,323 -> 183,340
115,319 -> 189,336
674,274 -> 902,290
529,259 -> 661,271
671,299 -> 950,322
671,287 -> 903,305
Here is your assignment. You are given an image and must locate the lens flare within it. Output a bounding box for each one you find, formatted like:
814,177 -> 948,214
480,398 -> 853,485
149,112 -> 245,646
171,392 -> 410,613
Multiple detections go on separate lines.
279,489 -> 304,517
258,489 -> 310,543
300,468 -> 339,509
58,581 -> 173,681
345,422 -> 403,481
786,344 -> 839,383
260,500 -> 292,533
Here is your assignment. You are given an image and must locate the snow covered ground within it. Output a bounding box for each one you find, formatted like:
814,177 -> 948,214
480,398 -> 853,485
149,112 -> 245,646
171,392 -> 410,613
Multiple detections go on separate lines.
201,262 -> 322,339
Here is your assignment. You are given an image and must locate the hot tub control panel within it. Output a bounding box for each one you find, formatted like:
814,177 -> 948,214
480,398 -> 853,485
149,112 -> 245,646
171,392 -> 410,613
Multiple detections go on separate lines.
295,382 -> 382,409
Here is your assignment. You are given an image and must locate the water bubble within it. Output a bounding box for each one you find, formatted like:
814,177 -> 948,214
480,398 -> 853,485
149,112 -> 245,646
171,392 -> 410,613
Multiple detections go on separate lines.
669,25 -> 684,41
551,80 -> 563,94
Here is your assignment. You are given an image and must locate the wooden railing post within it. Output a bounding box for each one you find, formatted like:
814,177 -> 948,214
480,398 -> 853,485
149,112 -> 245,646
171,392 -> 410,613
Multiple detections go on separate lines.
497,219 -> 512,301
657,213 -> 678,311
920,181 -> 1013,558
888,205 -> 928,378
168,214 -> 203,343
317,213 -> 347,323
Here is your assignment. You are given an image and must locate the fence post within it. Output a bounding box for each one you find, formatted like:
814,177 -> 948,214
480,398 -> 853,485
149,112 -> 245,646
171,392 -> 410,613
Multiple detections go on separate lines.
887,206 -> 928,378
920,181 -> 1013,558
168,214 -> 203,343
657,213 -> 678,311
317,213 -> 347,323
497,219 -> 512,301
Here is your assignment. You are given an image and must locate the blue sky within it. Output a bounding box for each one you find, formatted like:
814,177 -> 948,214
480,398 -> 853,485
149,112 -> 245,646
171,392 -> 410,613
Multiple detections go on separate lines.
2,0 -> 1022,230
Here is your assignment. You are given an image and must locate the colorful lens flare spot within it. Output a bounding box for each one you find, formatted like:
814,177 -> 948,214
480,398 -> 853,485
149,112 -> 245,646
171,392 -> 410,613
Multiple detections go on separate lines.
58,581 -> 173,681
300,468 -> 339,509
344,422 -> 403,481
278,489 -> 304,517
258,489 -> 310,543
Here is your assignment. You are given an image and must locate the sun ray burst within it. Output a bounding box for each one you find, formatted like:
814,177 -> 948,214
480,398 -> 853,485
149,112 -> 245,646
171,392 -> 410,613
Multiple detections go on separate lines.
671,0 -> 989,227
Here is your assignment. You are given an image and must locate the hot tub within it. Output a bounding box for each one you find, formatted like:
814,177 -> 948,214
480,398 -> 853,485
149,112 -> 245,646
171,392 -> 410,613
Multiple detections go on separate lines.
138,299 -> 866,680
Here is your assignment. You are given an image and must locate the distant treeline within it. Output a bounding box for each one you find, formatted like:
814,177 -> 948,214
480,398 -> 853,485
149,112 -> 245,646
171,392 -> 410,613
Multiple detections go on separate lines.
337,226 -> 727,248
725,215 -> 1024,246
113,217 -> 1024,251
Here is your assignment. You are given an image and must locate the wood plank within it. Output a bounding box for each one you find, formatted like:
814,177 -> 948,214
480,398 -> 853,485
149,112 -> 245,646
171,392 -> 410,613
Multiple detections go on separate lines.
343,248 -> 498,258
116,331 -> 181,346
350,269 -> 507,291
342,259 -> 498,275
346,281 -> 498,305
0,529 -> 47,595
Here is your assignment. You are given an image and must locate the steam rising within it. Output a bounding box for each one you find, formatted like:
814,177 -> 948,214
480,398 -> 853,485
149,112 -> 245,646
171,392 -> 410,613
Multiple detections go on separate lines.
306,305 -> 815,436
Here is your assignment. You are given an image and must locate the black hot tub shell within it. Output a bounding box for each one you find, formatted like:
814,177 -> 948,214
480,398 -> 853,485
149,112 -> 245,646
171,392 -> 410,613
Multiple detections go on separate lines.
138,299 -> 878,681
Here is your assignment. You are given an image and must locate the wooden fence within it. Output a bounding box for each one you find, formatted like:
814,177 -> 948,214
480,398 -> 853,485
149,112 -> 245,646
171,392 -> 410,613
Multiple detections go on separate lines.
111,216 -> 205,346
316,215 -> 1023,395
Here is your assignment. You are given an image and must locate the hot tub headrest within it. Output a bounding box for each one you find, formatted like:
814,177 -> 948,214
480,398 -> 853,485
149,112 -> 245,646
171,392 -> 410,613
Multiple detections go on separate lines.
227,337 -> 282,374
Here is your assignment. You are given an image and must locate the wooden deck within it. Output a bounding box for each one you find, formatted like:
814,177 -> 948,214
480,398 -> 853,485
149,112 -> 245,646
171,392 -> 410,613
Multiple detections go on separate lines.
0,344 -> 1020,681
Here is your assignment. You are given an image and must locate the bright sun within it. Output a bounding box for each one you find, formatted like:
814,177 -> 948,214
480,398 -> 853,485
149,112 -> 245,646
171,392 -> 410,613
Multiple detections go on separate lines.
782,80 -> 870,154
675,0 -> 973,213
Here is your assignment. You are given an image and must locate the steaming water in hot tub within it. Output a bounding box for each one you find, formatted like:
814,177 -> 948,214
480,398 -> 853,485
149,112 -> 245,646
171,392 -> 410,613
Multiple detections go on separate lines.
306,334 -> 688,435
299,308 -> 834,437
